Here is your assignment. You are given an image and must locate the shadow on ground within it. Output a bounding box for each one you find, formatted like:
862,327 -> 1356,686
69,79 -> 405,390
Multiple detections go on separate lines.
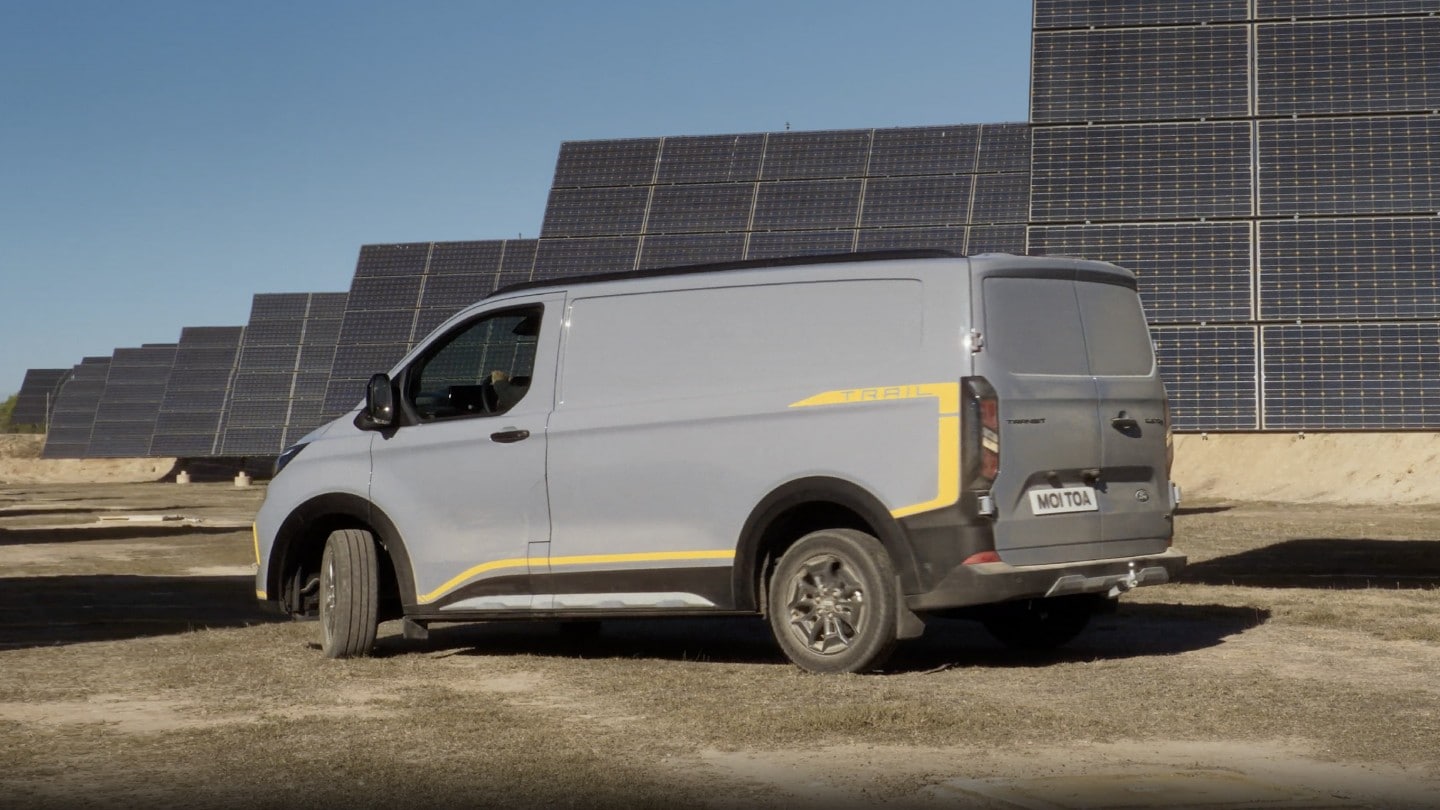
370,601 -> 1268,673
1181,538 -> 1440,589
0,524 -> 247,546
0,574 -> 286,650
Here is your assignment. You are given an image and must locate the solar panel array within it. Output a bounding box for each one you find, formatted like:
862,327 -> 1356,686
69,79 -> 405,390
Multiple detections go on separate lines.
10,368 -> 70,429
22,0 -> 1440,455
1029,0 -> 1440,429
535,124 -> 1032,276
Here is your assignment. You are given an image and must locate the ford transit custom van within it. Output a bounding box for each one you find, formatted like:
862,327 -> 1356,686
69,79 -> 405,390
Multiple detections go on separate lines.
254,251 -> 1185,673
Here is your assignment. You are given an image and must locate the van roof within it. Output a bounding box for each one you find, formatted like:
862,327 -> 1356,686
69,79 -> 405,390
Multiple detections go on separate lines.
490,249 -> 964,298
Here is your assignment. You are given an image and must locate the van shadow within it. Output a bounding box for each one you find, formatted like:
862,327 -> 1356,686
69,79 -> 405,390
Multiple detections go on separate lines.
0,524 -> 247,546
1174,504 -> 1234,516
378,602 -> 1267,672
1180,538 -> 1440,589
0,574 -> 286,650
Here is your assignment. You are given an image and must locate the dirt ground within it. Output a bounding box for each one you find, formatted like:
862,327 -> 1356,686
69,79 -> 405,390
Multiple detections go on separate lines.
2,438 -> 1440,808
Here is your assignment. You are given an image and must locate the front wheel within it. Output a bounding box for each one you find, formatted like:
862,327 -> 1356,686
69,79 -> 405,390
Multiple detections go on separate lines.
767,529 -> 899,674
319,529 -> 380,658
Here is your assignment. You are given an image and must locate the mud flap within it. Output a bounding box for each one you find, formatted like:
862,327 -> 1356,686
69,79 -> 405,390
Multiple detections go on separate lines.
896,578 -> 926,640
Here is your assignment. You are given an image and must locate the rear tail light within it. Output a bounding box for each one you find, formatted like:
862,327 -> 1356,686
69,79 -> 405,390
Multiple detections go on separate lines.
962,376 -> 1000,489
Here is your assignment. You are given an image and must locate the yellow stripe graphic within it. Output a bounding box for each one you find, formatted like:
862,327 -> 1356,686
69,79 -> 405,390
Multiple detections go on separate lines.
419,549 -> 735,605
790,382 -> 961,519
253,524 -> 267,599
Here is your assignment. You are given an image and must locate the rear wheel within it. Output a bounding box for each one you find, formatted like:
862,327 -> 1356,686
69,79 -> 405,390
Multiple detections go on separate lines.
319,529 -> 380,658
980,594 -> 1099,650
767,529 -> 899,674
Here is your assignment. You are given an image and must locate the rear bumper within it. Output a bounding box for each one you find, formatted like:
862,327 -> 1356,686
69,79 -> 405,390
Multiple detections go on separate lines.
905,547 -> 1187,612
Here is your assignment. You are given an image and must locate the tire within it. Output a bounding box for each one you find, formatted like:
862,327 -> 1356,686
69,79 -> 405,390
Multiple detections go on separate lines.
767,529 -> 899,674
319,529 -> 380,658
980,594 -> 1099,651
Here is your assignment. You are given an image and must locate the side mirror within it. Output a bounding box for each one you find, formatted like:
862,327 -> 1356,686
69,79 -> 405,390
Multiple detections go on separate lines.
357,373 -> 396,430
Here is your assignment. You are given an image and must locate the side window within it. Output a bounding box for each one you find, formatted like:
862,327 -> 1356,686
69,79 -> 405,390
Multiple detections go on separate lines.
406,305 -> 541,421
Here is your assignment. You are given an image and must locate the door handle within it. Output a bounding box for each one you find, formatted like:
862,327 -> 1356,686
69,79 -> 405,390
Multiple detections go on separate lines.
490,429 -> 530,444
1110,410 -> 1140,434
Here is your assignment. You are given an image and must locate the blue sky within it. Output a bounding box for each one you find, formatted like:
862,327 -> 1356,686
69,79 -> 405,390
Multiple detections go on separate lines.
0,1 -> 1032,397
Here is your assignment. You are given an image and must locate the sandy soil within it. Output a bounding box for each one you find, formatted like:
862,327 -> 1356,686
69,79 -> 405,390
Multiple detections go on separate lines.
0,435 -> 174,485
1173,432 -> 1440,505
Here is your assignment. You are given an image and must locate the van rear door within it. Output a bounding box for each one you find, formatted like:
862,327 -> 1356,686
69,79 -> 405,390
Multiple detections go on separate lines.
971,261 -> 1171,567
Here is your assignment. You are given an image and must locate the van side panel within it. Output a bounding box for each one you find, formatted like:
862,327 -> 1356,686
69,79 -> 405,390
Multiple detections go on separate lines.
545,278 -> 937,603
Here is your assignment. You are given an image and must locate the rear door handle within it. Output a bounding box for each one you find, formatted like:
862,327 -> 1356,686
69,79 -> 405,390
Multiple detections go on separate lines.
490,429 -> 530,444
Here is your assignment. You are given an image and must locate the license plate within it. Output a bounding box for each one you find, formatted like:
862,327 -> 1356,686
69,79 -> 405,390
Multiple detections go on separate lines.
1028,485 -> 1099,516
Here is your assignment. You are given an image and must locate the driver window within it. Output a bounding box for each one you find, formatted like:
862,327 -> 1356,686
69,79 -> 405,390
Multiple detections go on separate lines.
408,305 -> 541,421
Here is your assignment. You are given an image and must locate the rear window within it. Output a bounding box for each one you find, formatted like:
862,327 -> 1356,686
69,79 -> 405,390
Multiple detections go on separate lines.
984,276 -> 1154,376
1076,280 -> 1154,376
984,277 -> 1089,375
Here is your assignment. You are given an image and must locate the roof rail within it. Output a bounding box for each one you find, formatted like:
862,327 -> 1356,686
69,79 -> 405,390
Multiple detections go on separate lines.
492,248 -> 961,297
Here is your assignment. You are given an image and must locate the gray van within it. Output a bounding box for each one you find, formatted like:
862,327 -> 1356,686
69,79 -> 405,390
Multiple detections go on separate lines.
253,251 -> 1185,673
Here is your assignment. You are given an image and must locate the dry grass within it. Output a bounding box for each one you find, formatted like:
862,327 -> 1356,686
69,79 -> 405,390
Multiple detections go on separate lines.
2,485 -> 1439,808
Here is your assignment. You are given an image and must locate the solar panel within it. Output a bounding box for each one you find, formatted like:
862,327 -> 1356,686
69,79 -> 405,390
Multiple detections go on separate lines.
1259,116 -> 1440,217
1259,18 -> 1440,116
10,368 -> 69,429
531,236 -> 640,279
1033,0 -> 1248,29
860,176 -> 972,227
538,123 -> 1029,283
551,138 -> 660,188
418,273 -> 496,311
87,343 -> 177,458
637,233 -> 747,269
1263,323 -> 1440,429
975,124 -> 1031,174
1032,27 -> 1249,124
752,180 -> 863,231
1153,326 -> 1259,430
966,225 -> 1028,255
970,172 -> 1031,224
655,134 -> 765,184
646,183 -> 755,233
1029,222 -> 1253,323
855,226 -> 968,253
867,126 -> 980,177
1260,217 -> 1440,321
150,326 -> 243,457
1031,123 -> 1252,222
41,360 -> 109,458
1256,0 -> 1440,21
539,186 -> 651,238
218,293 -> 345,456
746,230 -> 856,259
759,130 -> 871,180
